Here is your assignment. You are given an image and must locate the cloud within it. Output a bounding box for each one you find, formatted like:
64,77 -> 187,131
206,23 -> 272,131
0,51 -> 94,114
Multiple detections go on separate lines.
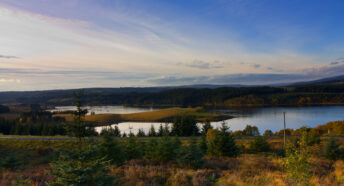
330,61 -> 339,65
0,55 -> 18,59
251,64 -> 261,68
178,60 -> 224,69
267,67 -> 284,72
303,63 -> 344,76
147,73 -> 311,85
0,78 -> 21,83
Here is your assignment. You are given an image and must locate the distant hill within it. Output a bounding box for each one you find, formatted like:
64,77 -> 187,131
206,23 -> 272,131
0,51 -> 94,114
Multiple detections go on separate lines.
1,74 -> 344,106
290,75 -> 344,86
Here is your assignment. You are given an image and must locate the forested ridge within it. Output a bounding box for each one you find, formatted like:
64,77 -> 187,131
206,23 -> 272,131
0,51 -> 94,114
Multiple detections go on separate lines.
1,84 -> 344,106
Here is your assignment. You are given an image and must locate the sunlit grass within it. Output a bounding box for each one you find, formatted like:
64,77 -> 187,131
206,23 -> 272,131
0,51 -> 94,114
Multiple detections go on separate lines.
54,107 -> 229,125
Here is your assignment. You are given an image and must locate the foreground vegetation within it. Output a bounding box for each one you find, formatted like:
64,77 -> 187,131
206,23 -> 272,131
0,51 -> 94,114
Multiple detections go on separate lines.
1,130 -> 344,185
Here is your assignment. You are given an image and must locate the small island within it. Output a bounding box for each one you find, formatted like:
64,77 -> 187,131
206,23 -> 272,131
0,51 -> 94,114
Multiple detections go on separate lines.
53,107 -> 231,125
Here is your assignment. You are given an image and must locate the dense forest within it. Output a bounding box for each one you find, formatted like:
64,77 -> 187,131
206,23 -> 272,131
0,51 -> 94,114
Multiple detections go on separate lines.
1,84 -> 344,107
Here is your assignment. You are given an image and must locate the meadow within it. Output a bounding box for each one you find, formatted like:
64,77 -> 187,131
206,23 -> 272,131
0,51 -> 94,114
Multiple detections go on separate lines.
0,135 -> 344,185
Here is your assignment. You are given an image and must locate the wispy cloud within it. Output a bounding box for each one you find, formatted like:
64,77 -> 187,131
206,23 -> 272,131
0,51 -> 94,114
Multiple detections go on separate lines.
0,78 -> 21,83
251,64 -> 261,68
177,60 -> 224,69
0,55 -> 18,59
330,61 -> 339,65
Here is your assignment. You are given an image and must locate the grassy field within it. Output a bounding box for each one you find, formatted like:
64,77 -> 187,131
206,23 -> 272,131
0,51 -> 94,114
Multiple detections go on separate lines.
1,136 -> 344,185
53,107 -> 230,125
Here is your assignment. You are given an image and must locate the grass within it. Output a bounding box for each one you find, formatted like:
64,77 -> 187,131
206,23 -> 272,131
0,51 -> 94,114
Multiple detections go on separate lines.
1,155 -> 343,185
53,107 -> 231,125
1,136 -> 344,185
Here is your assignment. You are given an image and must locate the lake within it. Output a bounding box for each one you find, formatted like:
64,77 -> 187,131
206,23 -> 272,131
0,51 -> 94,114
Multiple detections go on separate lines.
50,105 -> 344,134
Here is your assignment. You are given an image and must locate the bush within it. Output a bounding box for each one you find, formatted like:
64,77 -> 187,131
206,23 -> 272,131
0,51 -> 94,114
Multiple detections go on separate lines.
263,130 -> 273,136
323,137 -> 342,160
249,135 -> 270,153
49,145 -> 116,186
125,135 -> 144,160
0,152 -> 24,170
282,132 -> 312,184
154,135 -> 180,162
98,134 -> 125,165
206,123 -> 239,157
145,139 -> 158,159
177,140 -> 204,168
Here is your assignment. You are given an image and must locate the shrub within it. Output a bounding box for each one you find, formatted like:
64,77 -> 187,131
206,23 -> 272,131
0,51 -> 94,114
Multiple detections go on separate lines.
207,123 -> 239,157
282,132 -> 313,184
154,135 -> 180,162
125,135 -> 143,160
249,135 -> 270,153
98,134 -> 125,165
323,137 -> 342,160
177,140 -> 204,168
199,135 -> 207,154
0,152 -> 24,170
263,130 -> 273,136
49,145 -> 116,186
145,139 -> 158,159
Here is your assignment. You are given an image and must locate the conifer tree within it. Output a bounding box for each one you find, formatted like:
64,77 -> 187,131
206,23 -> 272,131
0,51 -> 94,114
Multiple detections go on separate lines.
99,133 -> 125,165
125,135 -> 143,160
158,124 -> 164,137
177,139 -> 204,168
148,125 -> 157,137
207,122 -> 239,157
49,92 -> 116,186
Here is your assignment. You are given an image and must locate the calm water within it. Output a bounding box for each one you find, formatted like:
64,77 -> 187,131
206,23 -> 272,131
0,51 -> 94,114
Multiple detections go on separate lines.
50,106 -> 344,134
48,105 -> 156,115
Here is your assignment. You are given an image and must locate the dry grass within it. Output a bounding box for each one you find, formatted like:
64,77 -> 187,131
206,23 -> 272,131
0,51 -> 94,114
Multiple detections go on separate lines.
1,156 -> 344,186
54,107 -> 229,125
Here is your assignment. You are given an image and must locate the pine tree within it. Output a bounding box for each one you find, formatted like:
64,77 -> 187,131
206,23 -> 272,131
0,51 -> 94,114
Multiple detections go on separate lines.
154,135 -> 180,162
137,128 -> 146,137
249,135 -> 270,153
207,122 -> 239,157
158,124 -> 164,137
99,134 -> 125,165
113,126 -> 121,137
148,125 -> 157,137
125,135 -> 143,160
122,132 -> 127,138
49,92 -> 116,186
177,139 -> 204,168
145,139 -> 158,159
323,137 -> 341,160
49,145 -> 116,186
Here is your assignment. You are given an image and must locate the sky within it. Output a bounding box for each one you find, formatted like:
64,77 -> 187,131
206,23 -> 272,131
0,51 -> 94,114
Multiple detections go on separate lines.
0,0 -> 344,91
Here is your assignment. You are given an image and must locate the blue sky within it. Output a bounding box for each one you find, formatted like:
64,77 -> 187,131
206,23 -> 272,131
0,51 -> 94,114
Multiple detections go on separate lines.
0,0 -> 344,90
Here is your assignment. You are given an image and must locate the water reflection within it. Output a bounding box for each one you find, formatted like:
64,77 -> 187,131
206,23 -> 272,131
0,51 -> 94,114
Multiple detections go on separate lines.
50,105 -> 344,134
